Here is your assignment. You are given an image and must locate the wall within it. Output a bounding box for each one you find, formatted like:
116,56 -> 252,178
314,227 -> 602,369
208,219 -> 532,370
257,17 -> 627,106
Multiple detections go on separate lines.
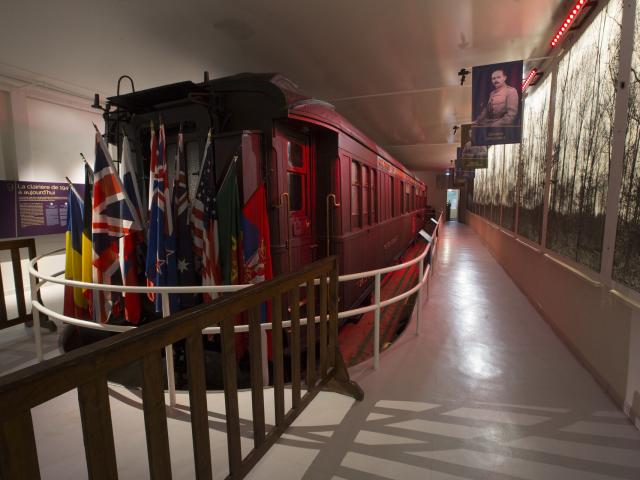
468,213 -> 640,429
413,170 -> 446,214
467,0 -> 640,429
0,77 -> 101,306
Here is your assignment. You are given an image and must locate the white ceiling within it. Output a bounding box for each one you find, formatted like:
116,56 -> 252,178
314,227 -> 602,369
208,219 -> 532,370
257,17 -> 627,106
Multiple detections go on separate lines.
0,0 -> 567,171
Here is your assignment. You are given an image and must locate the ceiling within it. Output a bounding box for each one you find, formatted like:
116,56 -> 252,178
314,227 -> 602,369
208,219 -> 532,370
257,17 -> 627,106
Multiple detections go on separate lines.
0,0 -> 568,171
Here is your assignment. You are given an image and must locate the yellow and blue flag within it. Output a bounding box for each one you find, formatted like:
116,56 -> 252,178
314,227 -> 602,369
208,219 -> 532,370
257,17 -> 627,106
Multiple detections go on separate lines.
63,185 -> 88,318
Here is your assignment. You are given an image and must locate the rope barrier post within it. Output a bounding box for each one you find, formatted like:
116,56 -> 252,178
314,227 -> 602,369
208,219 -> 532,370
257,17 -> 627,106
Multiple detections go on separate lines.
29,274 -> 43,363
416,258 -> 424,336
162,293 -> 177,408
374,272 -> 381,371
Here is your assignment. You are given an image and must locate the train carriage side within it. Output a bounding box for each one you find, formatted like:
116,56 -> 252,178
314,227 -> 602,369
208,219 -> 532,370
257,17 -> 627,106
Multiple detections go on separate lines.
106,74 -> 427,317
288,103 -> 428,310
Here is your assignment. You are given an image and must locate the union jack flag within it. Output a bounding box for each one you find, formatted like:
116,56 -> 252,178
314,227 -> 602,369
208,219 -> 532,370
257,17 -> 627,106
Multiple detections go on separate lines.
146,122 -> 178,315
190,131 -> 221,301
92,130 -> 141,323
119,134 -> 146,324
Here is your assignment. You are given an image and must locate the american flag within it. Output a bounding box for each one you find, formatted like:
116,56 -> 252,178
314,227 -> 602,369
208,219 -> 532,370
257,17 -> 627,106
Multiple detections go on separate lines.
146,122 -> 178,315
190,131 -> 220,301
173,129 -> 198,308
92,130 -> 141,322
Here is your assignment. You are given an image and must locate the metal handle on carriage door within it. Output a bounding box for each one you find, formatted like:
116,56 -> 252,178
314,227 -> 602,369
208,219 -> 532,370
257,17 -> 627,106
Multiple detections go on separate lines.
274,192 -> 292,271
325,194 -> 341,256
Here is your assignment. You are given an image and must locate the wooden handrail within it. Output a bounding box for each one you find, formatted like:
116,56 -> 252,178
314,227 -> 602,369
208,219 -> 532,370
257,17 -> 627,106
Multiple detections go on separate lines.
0,238 -> 38,329
0,255 -> 363,480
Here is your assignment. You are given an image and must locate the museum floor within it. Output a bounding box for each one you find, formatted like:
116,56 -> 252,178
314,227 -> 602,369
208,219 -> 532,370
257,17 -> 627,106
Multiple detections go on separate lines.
3,223 -> 640,479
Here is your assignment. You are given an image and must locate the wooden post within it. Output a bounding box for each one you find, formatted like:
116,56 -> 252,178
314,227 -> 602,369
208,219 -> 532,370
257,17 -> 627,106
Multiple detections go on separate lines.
185,333 -> 213,479
248,307 -> 266,447
77,377 -> 118,480
272,293 -> 285,428
305,281 -> 316,387
290,287 -> 301,408
142,351 -> 172,480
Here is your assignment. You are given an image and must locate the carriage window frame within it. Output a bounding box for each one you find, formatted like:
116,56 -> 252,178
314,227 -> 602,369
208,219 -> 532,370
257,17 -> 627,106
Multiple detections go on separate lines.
286,139 -> 308,215
362,164 -> 370,226
351,160 -> 362,230
370,169 -> 377,224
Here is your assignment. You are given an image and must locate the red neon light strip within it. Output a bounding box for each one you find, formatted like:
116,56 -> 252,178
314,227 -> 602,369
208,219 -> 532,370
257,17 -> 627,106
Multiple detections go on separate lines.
522,68 -> 539,92
551,0 -> 587,47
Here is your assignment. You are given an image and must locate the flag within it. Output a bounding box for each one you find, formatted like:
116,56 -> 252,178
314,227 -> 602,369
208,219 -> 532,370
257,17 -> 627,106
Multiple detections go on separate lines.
241,183 -> 274,358
190,132 -> 221,302
81,163 -> 94,318
146,122 -> 179,315
217,158 -> 242,285
92,130 -> 141,323
120,135 -> 145,324
173,128 -> 198,309
241,184 -> 273,285
63,185 -> 88,319
147,124 -> 158,211
217,157 -> 247,358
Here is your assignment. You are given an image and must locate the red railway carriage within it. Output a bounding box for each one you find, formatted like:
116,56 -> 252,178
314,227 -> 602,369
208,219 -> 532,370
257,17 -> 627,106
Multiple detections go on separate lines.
106,73 -> 428,311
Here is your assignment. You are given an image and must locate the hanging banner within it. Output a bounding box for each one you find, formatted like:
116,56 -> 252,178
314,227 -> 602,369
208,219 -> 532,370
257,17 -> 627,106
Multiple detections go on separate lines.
455,151 -> 476,180
471,60 -> 523,146
459,124 -> 488,169
0,181 -> 17,239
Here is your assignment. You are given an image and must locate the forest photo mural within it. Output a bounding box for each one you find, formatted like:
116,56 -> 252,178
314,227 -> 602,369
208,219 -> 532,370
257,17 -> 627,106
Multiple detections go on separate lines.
518,76 -> 551,244
499,143 -> 520,232
613,1 -> 640,291
547,0 -> 622,272
471,0 -> 640,296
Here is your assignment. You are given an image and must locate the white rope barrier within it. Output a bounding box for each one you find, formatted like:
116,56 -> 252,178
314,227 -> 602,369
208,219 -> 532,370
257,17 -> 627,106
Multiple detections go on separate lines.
28,212 -> 443,385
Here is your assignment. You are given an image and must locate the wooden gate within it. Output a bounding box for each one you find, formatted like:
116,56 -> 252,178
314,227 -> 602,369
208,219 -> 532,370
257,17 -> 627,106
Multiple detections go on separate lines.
0,238 -> 42,330
0,256 -> 362,479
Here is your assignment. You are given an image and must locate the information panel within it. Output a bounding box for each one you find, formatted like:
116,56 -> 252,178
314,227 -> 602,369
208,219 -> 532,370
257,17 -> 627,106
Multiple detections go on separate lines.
16,181 -> 71,237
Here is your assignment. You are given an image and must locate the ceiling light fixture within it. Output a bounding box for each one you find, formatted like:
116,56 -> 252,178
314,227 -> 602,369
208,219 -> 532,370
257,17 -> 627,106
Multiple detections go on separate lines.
550,0 -> 592,48
458,68 -> 470,86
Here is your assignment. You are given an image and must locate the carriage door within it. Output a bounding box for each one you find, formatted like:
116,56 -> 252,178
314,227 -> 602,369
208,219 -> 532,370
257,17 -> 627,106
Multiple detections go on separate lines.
283,134 -> 315,271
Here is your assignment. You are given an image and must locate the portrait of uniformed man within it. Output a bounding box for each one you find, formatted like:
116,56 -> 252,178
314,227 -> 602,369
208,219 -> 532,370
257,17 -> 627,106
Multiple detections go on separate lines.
471,60 -> 523,145
460,124 -> 488,169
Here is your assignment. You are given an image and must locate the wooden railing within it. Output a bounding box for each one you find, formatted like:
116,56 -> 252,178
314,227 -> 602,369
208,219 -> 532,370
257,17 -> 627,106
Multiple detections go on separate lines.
0,256 -> 362,479
0,238 -> 40,330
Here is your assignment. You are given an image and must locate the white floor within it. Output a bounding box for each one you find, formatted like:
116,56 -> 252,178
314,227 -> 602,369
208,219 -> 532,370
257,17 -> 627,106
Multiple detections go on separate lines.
3,224 -> 640,479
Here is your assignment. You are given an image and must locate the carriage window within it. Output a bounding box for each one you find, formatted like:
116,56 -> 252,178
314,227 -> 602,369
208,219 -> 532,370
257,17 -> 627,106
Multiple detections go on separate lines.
362,166 -> 369,225
351,161 -> 361,229
288,173 -> 303,212
371,169 -> 377,223
287,142 -> 304,168
391,177 -> 396,217
404,183 -> 410,213
412,185 -> 416,211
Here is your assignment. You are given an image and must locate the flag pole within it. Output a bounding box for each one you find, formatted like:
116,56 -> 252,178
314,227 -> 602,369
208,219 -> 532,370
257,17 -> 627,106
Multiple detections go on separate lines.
64,177 -> 82,201
80,153 -> 94,176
